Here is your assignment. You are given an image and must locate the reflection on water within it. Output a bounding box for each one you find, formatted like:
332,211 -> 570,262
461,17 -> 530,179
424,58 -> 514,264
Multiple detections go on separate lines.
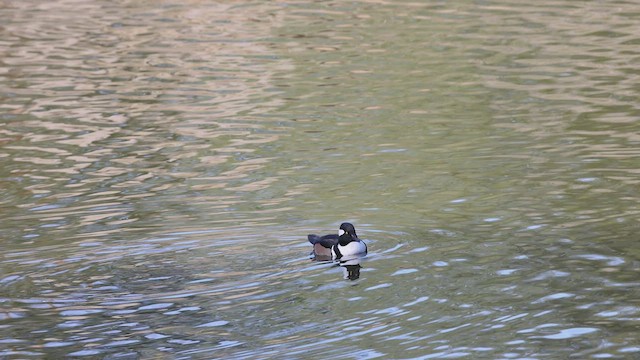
340,258 -> 363,281
2,0 -> 640,358
0,0 -> 291,246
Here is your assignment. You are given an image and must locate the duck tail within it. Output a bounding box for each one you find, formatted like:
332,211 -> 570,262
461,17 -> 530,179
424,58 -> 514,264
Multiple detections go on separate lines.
307,234 -> 321,244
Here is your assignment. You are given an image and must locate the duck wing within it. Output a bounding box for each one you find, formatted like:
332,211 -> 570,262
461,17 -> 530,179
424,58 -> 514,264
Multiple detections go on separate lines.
307,234 -> 339,248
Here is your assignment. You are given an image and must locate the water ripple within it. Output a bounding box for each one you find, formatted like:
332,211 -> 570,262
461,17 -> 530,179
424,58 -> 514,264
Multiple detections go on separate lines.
2,0 -> 640,358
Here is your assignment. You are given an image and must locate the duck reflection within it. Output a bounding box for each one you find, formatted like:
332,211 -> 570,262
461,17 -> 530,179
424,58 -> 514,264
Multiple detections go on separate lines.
309,253 -> 364,281
339,257 -> 362,280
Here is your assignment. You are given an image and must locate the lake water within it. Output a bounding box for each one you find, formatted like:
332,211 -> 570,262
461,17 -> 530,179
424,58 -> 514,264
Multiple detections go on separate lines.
1,0 -> 640,358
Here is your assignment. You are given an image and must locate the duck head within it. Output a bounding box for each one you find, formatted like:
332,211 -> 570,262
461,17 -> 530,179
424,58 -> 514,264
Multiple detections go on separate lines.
338,222 -> 358,246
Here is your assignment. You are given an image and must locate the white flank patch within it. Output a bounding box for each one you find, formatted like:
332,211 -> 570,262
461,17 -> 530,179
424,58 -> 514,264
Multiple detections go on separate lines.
340,241 -> 367,256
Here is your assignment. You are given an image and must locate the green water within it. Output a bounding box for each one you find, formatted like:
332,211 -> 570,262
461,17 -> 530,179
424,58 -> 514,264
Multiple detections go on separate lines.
1,0 -> 639,358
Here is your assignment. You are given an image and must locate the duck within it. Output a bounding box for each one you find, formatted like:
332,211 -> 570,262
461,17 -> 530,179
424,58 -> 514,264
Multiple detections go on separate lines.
308,222 -> 367,261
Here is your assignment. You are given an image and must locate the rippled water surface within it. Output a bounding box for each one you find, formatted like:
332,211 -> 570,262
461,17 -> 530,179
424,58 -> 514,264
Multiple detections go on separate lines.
2,0 -> 640,358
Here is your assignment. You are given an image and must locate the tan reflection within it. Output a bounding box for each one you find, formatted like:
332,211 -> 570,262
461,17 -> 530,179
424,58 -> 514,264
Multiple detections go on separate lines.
1,0 -> 293,241
226,177 -> 278,192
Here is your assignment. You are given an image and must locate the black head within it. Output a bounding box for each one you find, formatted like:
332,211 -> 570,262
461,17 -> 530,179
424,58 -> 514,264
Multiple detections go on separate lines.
338,222 -> 358,246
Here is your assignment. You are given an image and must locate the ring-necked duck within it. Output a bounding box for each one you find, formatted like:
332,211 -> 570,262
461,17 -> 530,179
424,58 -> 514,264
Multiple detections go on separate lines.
308,222 -> 367,261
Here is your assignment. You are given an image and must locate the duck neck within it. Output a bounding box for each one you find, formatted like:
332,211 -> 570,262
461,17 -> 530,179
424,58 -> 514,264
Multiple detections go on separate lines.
339,235 -> 356,246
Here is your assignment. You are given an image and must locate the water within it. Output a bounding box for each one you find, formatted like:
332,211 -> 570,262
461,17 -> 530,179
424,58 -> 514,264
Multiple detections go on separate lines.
1,0 -> 640,358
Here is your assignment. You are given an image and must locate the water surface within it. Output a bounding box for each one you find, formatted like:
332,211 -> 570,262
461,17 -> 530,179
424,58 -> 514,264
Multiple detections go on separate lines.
1,0 -> 640,358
